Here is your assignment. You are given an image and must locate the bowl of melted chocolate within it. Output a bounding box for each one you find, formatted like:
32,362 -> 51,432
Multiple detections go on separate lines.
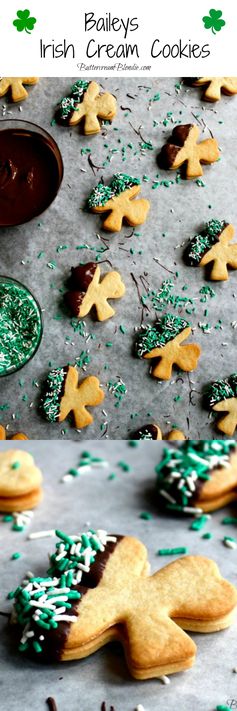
0,120 -> 63,227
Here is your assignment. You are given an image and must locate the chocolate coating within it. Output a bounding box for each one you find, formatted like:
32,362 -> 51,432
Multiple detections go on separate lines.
65,263 -> 97,316
64,290 -> 85,317
171,124 -> 192,146
70,263 -> 97,290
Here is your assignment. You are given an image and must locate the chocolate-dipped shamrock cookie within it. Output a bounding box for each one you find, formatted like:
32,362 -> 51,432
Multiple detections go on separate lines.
65,262 -> 125,321
135,314 -> 201,380
158,124 -> 219,179
56,80 -> 117,134
41,365 -> 104,428
185,219 -> 237,280
87,173 -> 150,232
9,528 -> 237,677
156,440 -> 237,513
205,374 -> 237,436
190,77 -> 237,102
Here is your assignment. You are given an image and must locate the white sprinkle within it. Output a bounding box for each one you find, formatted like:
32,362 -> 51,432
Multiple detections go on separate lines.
224,538 -> 237,549
135,706 -> 145,711
62,474 -> 73,482
39,635 -> 45,641
55,550 -> 66,562
233,667 -> 237,672
77,465 -> 91,474
160,489 -> 176,504
53,614 -> 78,622
28,529 -> 56,539
184,506 -> 203,514
29,600 -> 55,610
50,587 -> 70,595
26,631 -> 34,638
159,675 -> 170,685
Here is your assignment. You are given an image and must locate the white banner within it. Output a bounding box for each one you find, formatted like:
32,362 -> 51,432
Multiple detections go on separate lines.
0,0 -> 236,76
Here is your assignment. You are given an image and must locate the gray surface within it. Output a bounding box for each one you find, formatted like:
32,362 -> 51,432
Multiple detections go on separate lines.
0,439 -> 237,711
0,78 -> 237,439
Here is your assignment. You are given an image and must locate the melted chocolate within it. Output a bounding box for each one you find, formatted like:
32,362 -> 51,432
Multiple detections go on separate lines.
133,424 -> 159,440
0,128 -> 63,226
20,535 -> 122,663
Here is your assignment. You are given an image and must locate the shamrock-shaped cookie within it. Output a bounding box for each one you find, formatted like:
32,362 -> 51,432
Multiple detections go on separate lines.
0,77 -> 38,102
135,314 -> 201,380
0,450 -> 43,512
0,425 -> 28,440
185,219 -> 237,281
156,440 -> 237,513
158,124 -> 220,179
65,262 -> 125,321
205,374 -> 237,436
41,365 -> 104,428
56,80 -> 117,134
191,77 -> 237,102
132,424 -> 186,440
87,173 -> 150,232
10,529 -> 237,677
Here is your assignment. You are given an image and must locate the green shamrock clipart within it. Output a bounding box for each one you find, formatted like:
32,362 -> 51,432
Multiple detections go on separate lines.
13,9 -> 37,34
202,9 -> 226,34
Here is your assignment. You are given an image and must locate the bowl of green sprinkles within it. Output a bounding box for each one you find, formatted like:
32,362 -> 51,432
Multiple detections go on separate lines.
0,277 -> 43,376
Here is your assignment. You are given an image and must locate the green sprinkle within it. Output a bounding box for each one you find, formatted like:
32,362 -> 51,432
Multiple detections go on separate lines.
216,706 -> 231,710
55,529 -> 75,546
117,461 -> 131,472
128,440 -> 139,447
11,552 -> 22,560
202,532 -> 213,539
11,461 -> 21,470
140,512 -> 153,520
106,342 -> 113,348
119,325 -> 127,334
3,514 -> 13,522
68,468 -> 79,477
190,515 -> 209,531
224,535 -> 236,542
108,473 -> 116,480
33,640 -> 43,653
157,547 -> 188,556
222,517 -> 237,525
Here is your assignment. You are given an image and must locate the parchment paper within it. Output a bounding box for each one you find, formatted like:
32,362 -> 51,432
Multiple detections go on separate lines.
0,78 -> 237,439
